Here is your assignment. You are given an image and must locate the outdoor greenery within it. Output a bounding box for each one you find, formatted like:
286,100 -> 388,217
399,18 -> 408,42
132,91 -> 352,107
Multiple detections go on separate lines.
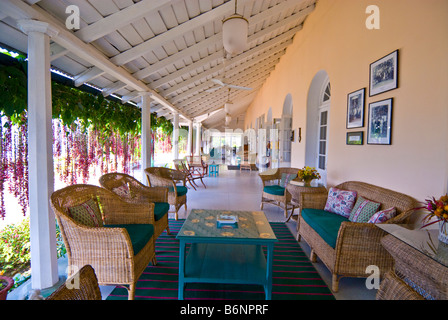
0,217 -> 66,289
0,51 -> 178,287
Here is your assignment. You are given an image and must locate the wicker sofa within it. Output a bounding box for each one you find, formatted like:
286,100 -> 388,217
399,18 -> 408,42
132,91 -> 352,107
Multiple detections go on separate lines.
297,181 -> 417,292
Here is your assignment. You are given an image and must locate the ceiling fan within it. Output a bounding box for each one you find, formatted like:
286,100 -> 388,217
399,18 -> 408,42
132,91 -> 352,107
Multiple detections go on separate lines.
205,78 -> 252,92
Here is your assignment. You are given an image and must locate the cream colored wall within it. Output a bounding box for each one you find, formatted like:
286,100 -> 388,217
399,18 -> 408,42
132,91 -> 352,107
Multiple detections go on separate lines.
245,0 -> 448,204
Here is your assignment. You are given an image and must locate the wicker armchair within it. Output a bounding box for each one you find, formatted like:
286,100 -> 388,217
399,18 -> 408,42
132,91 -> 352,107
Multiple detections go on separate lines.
297,181 -> 418,292
50,184 -> 157,300
144,167 -> 188,220
259,167 -> 300,217
99,172 -> 170,239
47,265 -> 102,300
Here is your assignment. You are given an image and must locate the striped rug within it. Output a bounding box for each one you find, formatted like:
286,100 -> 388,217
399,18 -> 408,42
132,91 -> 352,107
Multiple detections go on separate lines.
107,220 -> 335,300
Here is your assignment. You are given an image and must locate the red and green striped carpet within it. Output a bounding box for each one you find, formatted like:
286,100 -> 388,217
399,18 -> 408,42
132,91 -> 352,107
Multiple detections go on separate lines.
107,220 -> 335,300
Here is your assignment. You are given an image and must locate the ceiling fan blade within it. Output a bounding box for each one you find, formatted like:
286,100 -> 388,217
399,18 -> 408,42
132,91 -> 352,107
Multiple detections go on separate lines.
205,86 -> 221,93
227,84 -> 252,90
211,79 -> 225,86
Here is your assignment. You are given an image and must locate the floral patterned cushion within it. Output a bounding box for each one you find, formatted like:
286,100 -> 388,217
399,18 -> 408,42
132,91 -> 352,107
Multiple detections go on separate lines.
349,196 -> 381,222
112,183 -> 131,198
368,207 -> 397,223
324,187 -> 357,218
68,198 -> 103,227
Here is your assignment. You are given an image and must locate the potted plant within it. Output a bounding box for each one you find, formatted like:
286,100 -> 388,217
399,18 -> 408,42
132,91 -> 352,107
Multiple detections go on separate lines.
0,275 -> 14,300
297,166 -> 321,186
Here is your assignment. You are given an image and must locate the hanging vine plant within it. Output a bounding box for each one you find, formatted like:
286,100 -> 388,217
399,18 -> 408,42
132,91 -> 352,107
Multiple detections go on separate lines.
0,54 -> 176,219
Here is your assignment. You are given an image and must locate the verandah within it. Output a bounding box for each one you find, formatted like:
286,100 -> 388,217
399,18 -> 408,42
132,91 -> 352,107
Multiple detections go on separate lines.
0,48 -> 187,286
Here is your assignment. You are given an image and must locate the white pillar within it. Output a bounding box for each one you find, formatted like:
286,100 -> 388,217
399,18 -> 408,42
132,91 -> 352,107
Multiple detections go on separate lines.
172,112 -> 179,160
18,19 -> 59,290
140,93 -> 152,185
187,120 -> 193,156
195,122 -> 202,156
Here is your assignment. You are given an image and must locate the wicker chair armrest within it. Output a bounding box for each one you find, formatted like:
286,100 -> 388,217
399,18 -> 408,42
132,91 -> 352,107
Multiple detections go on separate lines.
300,192 -> 328,210
334,221 -> 390,273
58,217 -> 135,260
102,199 -> 154,225
384,208 -> 416,224
258,173 -> 279,186
132,186 -> 169,203
146,173 -> 176,188
169,169 -> 187,181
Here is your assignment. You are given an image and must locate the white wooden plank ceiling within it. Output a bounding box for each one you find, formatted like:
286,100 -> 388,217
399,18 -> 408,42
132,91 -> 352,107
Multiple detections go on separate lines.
0,0 -> 316,130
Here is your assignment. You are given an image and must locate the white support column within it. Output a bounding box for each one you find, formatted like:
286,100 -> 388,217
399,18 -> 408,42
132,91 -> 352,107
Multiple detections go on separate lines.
172,112 -> 179,160
195,122 -> 202,156
187,120 -> 193,156
18,19 -> 59,290
140,93 -> 152,185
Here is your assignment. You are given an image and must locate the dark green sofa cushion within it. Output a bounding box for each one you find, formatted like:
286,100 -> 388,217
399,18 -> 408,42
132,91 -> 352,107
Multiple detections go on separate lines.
301,208 -> 349,249
105,224 -> 154,255
168,185 -> 188,197
263,185 -> 285,196
154,202 -> 169,221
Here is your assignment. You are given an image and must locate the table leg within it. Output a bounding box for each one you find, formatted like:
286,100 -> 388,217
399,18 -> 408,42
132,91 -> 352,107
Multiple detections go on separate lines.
178,240 -> 186,300
265,243 -> 274,300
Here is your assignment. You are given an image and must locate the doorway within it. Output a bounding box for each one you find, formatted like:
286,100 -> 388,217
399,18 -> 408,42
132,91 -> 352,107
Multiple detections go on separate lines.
305,71 -> 331,186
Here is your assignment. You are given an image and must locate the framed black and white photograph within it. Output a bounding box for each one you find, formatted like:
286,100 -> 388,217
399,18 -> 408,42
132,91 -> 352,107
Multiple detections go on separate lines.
367,98 -> 393,145
346,88 -> 365,128
346,131 -> 364,145
369,50 -> 398,96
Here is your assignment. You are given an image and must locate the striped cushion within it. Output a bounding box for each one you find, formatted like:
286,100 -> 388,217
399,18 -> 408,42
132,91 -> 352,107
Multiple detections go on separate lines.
368,207 -> 397,223
349,196 -> 380,222
68,198 -> 103,227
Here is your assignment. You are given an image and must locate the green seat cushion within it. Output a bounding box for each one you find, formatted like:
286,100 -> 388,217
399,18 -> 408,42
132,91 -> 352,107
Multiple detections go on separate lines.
168,185 -> 188,197
263,185 -> 285,196
154,202 -> 169,221
105,224 -> 154,255
301,208 -> 349,249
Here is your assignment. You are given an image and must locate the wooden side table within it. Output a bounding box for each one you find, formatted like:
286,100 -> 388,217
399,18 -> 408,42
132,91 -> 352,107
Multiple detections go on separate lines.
285,180 -> 327,223
377,225 -> 448,300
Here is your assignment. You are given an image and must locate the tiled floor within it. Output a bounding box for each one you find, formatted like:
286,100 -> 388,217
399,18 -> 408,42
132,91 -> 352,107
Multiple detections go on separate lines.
9,166 -> 377,300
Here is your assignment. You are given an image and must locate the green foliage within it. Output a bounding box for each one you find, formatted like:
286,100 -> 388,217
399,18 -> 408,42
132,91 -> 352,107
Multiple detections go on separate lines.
0,60 -> 27,123
0,218 -> 30,276
0,57 -> 173,138
0,217 -> 66,279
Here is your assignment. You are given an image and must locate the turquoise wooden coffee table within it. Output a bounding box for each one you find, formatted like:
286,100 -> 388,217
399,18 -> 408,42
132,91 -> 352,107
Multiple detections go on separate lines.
176,209 -> 278,300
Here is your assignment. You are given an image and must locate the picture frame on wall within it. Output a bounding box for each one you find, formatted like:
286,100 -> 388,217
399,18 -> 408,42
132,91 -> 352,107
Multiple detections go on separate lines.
369,50 -> 398,96
367,98 -> 393,145
346,131 -> 364,145
346,88 -> 365,128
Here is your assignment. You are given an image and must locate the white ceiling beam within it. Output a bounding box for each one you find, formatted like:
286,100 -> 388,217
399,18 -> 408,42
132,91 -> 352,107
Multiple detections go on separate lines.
164,29 -> 297,103
49,42 -> 68,61
133,33 -> 223,81
149,49 -> 224,90
0,0 -> 192,121
110,1 -> 235,66
162,48 -> 282,105
73,66 -> 105,87
74,0 -> 178,43
101,81 -> 128,97
153,17 -> 302,98
186,66 -> 275,115
132,0 -> 313,81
